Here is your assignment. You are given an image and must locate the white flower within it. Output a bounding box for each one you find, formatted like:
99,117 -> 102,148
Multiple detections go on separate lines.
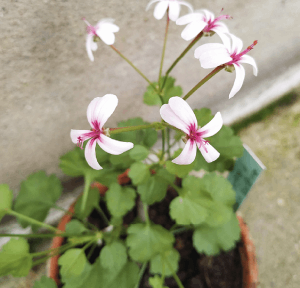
176,9 -> 231,42
71,94 -> 134,170
146,0 -> 193,22
160,97 -> 223,164
194,34 -> 258,98
83,18 -> 119,62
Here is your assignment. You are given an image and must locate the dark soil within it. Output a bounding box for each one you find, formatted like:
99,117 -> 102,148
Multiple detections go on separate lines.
58,177 -> 243,288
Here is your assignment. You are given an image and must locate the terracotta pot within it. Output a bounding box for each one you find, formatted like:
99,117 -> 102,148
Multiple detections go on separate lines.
47,170 -> 258,288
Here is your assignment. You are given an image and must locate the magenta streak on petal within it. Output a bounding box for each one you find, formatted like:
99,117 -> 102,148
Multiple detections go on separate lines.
76,127 -> 102,149
187,124 -> 210,153
83,18 -> 98,36
203,14 -> 231,32
227,40 -> 258,65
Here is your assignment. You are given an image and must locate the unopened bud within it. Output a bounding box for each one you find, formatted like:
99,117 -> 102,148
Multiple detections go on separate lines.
182,135 -> 188,144
225,65 -> 235,73
93,35 -> 101,42
103,128 -> 110,136
203,31 -> 215,37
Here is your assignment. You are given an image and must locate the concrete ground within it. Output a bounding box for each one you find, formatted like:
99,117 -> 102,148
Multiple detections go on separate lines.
1,87 -> 300,287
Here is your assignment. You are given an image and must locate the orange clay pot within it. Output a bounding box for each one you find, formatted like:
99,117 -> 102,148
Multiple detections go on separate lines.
47,169 -> 258,288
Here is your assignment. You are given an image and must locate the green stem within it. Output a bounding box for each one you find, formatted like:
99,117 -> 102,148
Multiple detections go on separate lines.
171,226 -> 191,235
165,257 -> 185,288
0,233 -> 92,239
161,129 -> 165,161
161,122 -> 183,134
183,66 -> 224,100
162,32 -> 203,90
110,123 -> 156,135
158,11 -> 170,89
81,175 -> 92,217
87,243 -> 97,260
166,128 -> 171,159
134,262 -> 148,288
110,45 -> 155,89
143,204 -> 150,226
95,205 -> 110,226
6,210 -> 59,233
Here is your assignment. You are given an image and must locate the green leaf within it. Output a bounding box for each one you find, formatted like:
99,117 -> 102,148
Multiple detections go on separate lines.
193,212 -> 241,256
126,223 -> 175,262
193,108 -> 243,172
128,162 -> 151,185
150,248 -> 180,277
65,220 -> 89,235
129,145 -> 149,161
106,183 -> 136,218
75,188 -> 100,220
59,147 -> 101,178
0,238 -> 32,277
33,276 -> 57,288
0,184 -> 13,222
100,241 -> 127,272
149,275 -> 169,288
114,117 -> 158,148
94,168 -> 121,187
166,149 -> 195,177
13,171 -> 62,231
109,151 -> 135,169
143,76 -> 183,107
58,248 -> 87,278
169,192 -> 209,225
197,173 -> 236,206
137,169 -> 174,205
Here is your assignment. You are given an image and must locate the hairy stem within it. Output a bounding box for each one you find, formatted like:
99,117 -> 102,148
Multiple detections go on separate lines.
134,262 -> 148,288
164,256 -> 185,288
158,10 -> 170,88
161,32 -> 203,90
183,66 -> 224,100
95,205 -> 110,226
81,175 -> 92,217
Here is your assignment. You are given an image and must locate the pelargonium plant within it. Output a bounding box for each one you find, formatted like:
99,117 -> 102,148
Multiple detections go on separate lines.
0,1 -> 258,287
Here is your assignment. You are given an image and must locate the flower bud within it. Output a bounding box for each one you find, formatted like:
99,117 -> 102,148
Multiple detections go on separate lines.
225,65 -> 235,73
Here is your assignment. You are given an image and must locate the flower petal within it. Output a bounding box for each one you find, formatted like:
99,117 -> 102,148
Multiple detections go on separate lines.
181,20 -> 207,41
98,135 -> 133,155
87,94 -> 118,129
98,29 -> 115,45
197,142 -> 220,163
169,97 -> 198,128
194,43 -> 232,69
172,139 -> 197,165
153,1 -> 169,20
211,26 -> 230,49
85,139 -> 102,170
168,1 -> 180,21
160,104 -> 189,134
198,9 -> 214,21
229,33 -> 243,54
198,112 -> 223,138
240,55 -> 258,76
176,12 -> 202,25
70,129 -> 91,144
146,0 -> 160,11
86,34 -> 96,62
229,64 -> 245,99
100,22 -> 119,33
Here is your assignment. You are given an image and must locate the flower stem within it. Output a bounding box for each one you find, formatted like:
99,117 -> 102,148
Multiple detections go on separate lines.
158,11 -> 170,89
81,175 -> 92,217
143,204 -> 150,226
166,128 -> 171,159
183,65 -> 224,100
161,129 -> 165,160
110,123 -> 156,134
110,45 -> 155,89
162,32 -> 203,90
95,205 -> 110,226
6,209 -> 59,233
0,233 -> 89,239
164,256 -> 185,288
134,262 -> 148,288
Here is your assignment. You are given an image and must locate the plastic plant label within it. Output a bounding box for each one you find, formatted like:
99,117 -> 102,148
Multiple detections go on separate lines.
228,144 -> 266,211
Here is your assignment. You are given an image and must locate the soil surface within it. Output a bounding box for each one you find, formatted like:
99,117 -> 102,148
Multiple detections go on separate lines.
72,178 -> 243,288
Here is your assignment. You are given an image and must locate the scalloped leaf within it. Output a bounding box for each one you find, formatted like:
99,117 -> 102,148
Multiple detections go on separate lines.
0,184 -> 13,222
33,276 -> 57,288
126,223 -> 175,262
193,212 -> 241,256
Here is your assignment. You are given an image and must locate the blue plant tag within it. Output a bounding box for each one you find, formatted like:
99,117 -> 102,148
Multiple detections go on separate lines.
228,144 -> 266,211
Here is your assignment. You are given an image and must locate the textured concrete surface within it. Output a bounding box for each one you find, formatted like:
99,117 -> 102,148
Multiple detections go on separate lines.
1,0 -> 300,191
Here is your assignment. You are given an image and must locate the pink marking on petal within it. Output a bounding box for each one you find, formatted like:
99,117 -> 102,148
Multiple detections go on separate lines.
83,18 -> 98,36
203,11 -> 232,33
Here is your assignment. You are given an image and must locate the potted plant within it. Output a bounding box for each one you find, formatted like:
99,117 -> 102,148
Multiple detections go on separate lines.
0,1 -> 259,287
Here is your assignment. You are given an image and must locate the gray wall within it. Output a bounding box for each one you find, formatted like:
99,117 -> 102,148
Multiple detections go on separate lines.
1,0 -> 300,190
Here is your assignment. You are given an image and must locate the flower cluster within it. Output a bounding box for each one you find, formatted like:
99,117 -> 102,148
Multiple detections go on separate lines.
74,0 -> 257,170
